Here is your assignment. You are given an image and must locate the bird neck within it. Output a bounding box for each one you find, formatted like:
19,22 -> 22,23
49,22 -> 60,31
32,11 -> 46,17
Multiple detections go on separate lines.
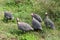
17,19 -> 22,25
17,21 -> 20,25
46,15 -> 49,18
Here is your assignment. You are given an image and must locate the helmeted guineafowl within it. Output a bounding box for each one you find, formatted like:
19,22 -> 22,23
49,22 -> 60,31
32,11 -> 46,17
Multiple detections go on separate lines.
16,18 -> 33,32
32,17 -> 43,31
44,12 -> 55,29
31,13 -> 42,22
4,11 -> 14,21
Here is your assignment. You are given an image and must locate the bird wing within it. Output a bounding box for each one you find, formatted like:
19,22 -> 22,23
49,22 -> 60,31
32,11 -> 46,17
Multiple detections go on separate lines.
18,22 -> 33,31
32,18 -> 42,29
35,14 -> 42,22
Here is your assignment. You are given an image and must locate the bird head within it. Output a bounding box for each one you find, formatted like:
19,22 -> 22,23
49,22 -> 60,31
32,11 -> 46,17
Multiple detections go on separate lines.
45,12 -> 48,16
4,11 -> 11,14
31,13 -> 35,17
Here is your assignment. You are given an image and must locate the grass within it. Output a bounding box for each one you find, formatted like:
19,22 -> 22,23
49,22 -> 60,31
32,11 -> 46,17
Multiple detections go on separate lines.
0,0 -> 60,40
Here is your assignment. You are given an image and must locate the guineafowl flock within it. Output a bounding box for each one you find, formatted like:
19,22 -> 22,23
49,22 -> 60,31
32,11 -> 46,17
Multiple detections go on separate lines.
3,11 -> 55,33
